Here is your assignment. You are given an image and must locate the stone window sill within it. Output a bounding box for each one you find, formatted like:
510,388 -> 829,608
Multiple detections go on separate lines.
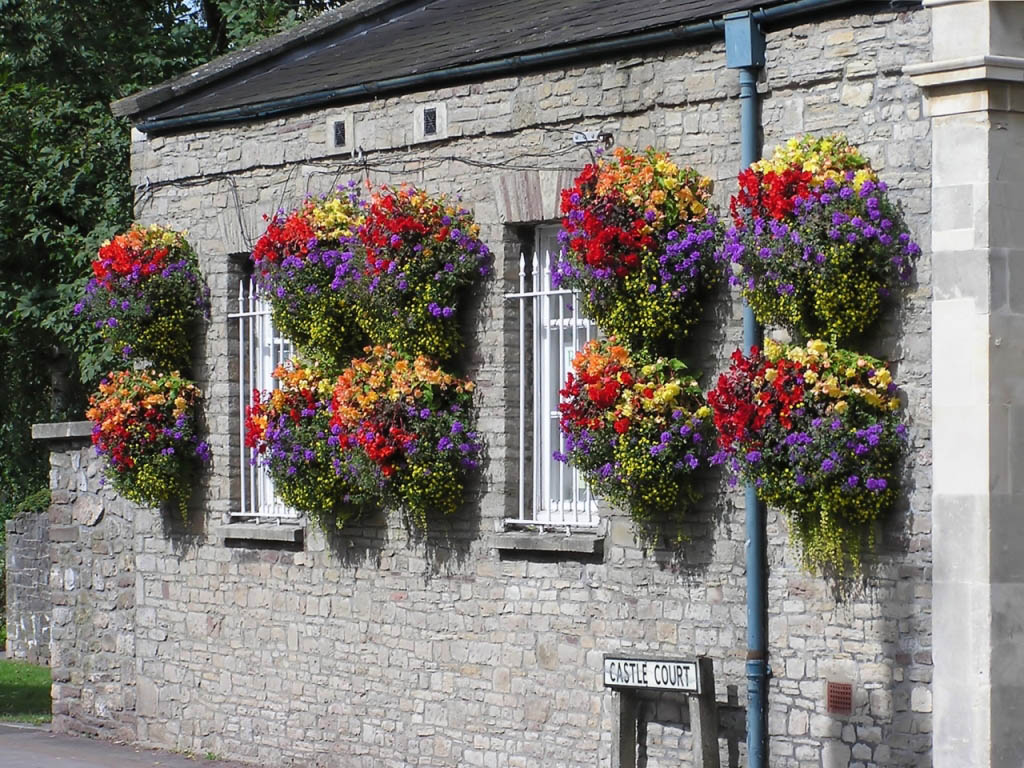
215,522 -> 304,546
490,530 -> 604,556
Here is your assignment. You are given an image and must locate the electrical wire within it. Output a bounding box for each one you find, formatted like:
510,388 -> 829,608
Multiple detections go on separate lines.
132,127 -> 615,231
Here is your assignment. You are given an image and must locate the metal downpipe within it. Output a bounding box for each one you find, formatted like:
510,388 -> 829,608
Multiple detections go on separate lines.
724,12 -> 768,768
740,61 -> 769,768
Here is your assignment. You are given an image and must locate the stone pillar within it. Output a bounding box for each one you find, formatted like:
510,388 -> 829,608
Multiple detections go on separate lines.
32,421 -> 139,743
908,3 -> 1024,766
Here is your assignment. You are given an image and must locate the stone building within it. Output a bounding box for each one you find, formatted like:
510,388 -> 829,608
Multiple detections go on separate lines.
9,0 -> 1024,765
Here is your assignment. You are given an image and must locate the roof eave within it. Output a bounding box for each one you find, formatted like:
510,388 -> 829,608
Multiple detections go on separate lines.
136,19 -> 724,134
111,0 -> 411,119
130,0 -> 916,134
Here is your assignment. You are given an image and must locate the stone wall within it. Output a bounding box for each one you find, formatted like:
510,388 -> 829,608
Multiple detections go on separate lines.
43,426 -> 138,743
4,505 -> 50,664
41,5 -> 934,767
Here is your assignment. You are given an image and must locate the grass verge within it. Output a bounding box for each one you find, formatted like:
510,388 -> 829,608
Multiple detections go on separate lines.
0,658 -> 51,724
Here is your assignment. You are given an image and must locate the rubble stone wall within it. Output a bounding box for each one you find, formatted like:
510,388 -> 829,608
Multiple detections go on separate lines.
4,504 -> 50,665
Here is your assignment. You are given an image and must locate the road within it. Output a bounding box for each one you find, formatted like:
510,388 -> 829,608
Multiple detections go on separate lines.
0,723 -> 253,768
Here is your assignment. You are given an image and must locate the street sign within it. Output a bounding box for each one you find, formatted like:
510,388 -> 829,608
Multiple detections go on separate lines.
603,656 -> 700,694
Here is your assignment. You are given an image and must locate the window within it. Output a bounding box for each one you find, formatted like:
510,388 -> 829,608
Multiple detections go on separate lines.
506,225 -> 600,529
230,279 -> 299,520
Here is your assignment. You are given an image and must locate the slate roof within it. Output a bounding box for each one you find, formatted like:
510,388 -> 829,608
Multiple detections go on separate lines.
116,0 -> 884,130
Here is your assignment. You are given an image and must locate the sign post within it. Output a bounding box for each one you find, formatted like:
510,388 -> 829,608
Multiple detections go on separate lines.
603,655 -> 719,768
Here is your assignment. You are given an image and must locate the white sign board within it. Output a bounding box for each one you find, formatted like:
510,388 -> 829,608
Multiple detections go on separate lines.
603,657 -> 700,694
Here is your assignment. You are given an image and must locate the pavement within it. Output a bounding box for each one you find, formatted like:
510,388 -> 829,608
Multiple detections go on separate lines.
0,723 -> 254,768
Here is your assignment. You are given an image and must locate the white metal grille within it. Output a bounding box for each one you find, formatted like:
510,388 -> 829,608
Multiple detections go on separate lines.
229,279 -> 299,520
505,232 -> 600,529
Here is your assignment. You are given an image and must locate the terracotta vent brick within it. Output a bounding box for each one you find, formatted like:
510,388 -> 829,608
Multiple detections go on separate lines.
826,681 -> 853,716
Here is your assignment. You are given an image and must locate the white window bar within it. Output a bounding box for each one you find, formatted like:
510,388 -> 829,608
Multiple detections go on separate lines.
229,279 -> 299,520
504,232 -> 599,530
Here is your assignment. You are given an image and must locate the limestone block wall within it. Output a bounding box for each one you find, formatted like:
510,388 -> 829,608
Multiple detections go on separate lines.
41,5 -> 934,768
4,505 -> 50,664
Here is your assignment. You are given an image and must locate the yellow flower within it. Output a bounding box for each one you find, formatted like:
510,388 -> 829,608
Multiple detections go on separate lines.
764,338 -> 783,359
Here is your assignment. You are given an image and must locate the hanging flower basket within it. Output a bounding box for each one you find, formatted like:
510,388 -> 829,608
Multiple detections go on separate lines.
555,147 -> 725,354
330,345 -> 482,530
707,338 -> 907,574
87,368 -> 209,510
251,184 -> 367,370
355,186 -> 491,361
556,339 -> 714,538
245,361 -> 368,529
76,224 -> 209,370
721,134 -> 921,343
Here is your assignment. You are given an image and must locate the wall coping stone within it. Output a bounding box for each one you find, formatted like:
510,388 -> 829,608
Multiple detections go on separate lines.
31,421 -> 92,442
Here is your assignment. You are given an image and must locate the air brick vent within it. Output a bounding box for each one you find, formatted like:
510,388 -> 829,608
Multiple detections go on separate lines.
826,681 -> 853,716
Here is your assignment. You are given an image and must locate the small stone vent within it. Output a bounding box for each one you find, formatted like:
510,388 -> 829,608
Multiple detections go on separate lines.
826,681 -> 853,716
414,102 -> 447,143
326,114 -> 354,152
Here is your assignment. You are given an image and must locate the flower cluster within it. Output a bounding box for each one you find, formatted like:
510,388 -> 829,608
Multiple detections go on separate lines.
76,224 -> 210,369
555,148 -> 724,353
244,362 -> 369,528
730,134 -> 874,224
723,134 -> 920,342
330,346 -> 482,529
707,338 -> 906,573
557,339 -> 714,536
248,182 -> 488,530
87,369 -> 209,509
357,186 -> 491,360
250,184 -> 367,369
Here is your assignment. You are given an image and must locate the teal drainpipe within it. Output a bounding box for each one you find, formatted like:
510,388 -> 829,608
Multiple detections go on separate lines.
723,11 -> 768,768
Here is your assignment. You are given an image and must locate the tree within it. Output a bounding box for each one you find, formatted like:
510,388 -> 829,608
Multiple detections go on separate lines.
0,0 -> 346,530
